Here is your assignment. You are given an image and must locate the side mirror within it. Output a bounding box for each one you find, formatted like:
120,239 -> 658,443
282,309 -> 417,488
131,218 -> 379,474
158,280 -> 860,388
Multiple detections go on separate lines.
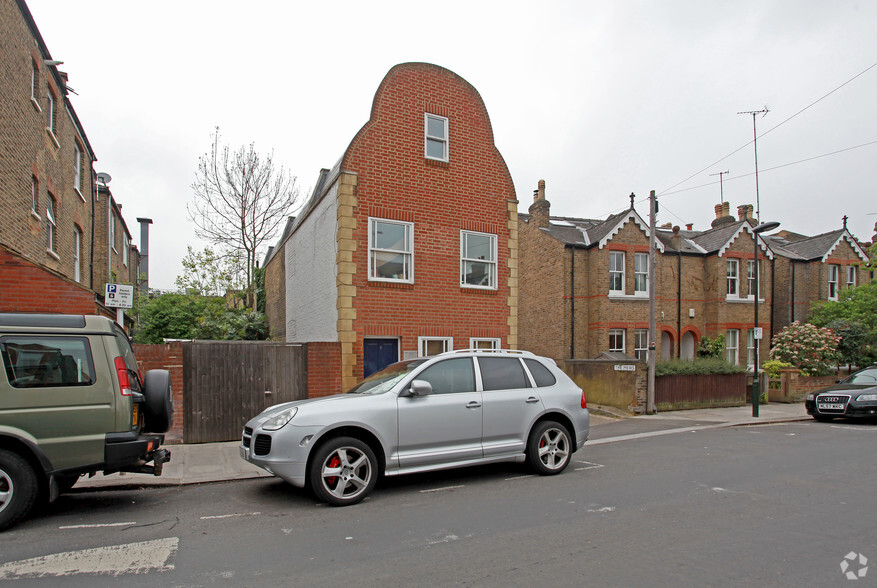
400,379 -> 432,398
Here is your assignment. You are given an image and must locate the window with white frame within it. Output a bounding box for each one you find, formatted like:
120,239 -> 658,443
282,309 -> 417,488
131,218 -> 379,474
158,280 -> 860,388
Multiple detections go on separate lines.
31,177 -> 39,216
470,338 -> 500,351
727,260 -> 739,296
424,114 -> 448,161
726,329 -> 739,365
747,330 -> 756,370
46,196 -> 57,253
123,237 -> 128,267
846,266 -> 856,289
634,329 -> 648,361
46,91 -> 55,134
419,337 -> 452,357
30,61 -> 39,104
73,227 -> 82,282
369,218 -> 413,282
73,144 -> 82,195
828,264 -> 839,300
110,212 -> 117,253
634,253 -> 649,294
461,231 -> 496,289
609,329 -> 625,353
609,251 -> 624,293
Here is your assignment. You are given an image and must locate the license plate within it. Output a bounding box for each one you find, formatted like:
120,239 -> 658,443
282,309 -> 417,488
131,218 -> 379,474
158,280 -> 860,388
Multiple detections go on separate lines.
817,403 -> 844,411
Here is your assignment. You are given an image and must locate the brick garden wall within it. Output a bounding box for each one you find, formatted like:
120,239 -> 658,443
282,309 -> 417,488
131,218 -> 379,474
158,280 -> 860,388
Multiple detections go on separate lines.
133,342 -> 184,443
306,342 -> 342,398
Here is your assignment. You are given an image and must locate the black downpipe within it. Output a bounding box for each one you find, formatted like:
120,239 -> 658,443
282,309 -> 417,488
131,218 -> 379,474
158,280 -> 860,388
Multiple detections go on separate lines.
769,257 -> 776,343
790,261 -> 796,324
677,249 -> 682,358
570,246 -> 575,359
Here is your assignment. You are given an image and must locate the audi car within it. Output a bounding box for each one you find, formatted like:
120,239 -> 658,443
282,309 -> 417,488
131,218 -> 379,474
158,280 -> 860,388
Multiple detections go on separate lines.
805,365 -> 877,422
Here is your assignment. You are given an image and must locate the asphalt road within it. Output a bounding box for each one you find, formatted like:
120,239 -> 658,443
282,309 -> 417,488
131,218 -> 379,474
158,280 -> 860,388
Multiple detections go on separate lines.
1,420 -> 875,586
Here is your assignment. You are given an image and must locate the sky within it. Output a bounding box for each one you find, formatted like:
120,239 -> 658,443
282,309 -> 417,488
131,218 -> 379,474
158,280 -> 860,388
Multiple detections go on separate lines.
25,0 -> 877,290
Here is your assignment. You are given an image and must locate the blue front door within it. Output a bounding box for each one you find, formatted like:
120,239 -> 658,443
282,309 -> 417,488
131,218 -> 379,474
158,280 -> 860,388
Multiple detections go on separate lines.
363,338 -> 399,378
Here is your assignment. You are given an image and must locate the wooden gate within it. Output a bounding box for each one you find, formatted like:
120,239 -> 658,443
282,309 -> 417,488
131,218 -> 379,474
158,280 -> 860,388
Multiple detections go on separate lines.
182,341 -> 307,443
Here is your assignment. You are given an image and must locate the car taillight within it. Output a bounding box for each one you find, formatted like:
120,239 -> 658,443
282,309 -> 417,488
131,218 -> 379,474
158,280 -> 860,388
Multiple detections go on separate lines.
581,389 -> 587,409
114,357 -> 132,396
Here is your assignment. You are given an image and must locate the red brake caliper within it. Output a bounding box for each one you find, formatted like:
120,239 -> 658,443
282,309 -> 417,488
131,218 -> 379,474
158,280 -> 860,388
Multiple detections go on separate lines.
327,455 -> 341,487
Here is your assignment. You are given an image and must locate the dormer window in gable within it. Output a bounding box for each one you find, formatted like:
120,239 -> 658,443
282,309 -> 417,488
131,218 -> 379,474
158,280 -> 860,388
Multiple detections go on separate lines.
727,259 -> 739,297
846,266 -> 856,289
828,264 -> 839,300
609,251 -> 624,293
425,114 -> 448,162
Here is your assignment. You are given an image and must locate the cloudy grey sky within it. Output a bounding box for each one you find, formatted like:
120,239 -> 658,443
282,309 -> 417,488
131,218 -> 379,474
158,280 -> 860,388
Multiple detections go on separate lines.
27,0 -> 877,290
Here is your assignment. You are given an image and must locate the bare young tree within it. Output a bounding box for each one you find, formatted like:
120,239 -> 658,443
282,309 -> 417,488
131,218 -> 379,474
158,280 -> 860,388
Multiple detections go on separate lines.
189,127 -> 299,306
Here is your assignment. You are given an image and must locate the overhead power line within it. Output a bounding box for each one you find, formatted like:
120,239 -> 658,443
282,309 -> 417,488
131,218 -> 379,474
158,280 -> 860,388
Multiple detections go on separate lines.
658,60 -> 877,196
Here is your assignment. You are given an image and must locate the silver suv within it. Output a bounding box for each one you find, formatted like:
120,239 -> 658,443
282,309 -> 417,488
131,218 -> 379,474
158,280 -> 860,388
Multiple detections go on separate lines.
241,349 -> 589,505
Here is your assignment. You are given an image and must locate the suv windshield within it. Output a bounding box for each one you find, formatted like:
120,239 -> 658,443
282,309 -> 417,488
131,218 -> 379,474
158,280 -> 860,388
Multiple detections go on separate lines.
347,359 -> 427,395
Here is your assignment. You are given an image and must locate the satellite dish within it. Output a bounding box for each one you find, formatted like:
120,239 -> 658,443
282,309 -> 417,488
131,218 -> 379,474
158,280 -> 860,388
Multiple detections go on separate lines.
96,172 -> 112,184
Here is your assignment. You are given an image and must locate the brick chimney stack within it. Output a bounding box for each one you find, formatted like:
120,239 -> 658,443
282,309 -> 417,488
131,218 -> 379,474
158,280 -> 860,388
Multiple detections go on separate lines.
528,179 -> 550,229
711,202 -> 734,228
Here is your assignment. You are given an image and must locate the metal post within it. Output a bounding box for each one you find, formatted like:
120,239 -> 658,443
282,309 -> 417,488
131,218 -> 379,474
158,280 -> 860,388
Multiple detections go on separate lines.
752,231 -> 760,418
648,190 -> 657,414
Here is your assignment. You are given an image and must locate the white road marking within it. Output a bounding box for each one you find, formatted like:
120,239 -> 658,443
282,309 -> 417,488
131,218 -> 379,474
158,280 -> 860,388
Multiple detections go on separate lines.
200,512 -> 261,520
586,506 -> 616,513
575,460 -> 605,471
58,522 -> 136,529
0,537 -> 178,579
427,534 -> 459,545
420,485 -> 465,493
504,474 -> 534,480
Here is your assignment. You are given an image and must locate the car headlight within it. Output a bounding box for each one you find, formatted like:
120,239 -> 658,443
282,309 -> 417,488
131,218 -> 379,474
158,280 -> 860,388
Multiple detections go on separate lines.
262,407 -> 298,431
856,393 -> 877,402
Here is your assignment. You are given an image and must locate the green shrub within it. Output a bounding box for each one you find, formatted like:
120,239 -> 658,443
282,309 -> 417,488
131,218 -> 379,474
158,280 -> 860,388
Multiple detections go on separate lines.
697,335 -> 725,359
769,321 -> 841,376
761,359 -> 794,379
656,357 -> 746,376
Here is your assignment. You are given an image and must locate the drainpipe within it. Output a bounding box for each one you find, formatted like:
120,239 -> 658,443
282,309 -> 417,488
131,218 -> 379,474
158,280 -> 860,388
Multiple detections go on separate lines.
569,246 -> 575,359
136,218 -> 153,295
770,257 -> 776,343
677,249 -> 682,358
790,261 -> 796,324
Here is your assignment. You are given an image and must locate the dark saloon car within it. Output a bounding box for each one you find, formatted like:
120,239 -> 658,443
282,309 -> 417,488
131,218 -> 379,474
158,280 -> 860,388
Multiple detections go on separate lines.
805,365 -> 877,422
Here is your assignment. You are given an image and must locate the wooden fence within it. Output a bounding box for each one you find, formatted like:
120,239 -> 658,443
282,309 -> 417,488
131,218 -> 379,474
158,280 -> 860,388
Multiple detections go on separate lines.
655,373 -> 747,411
182,341 -> 307,443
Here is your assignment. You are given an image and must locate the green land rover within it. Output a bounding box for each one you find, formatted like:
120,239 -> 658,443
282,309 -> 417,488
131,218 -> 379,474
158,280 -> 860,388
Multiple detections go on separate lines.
0,313 -> 173,531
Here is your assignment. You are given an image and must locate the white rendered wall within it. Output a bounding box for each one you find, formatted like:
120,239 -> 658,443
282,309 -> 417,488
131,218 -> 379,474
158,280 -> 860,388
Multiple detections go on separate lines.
285,183 -> 339,342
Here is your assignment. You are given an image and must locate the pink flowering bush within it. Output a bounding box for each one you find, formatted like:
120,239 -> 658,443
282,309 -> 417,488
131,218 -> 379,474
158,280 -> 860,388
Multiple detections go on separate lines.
769,321 -> 841,376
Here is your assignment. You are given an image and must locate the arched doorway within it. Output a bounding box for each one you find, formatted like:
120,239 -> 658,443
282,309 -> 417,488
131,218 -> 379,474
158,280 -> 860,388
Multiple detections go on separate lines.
681,331 -> 696,360
661,331 -> 673,360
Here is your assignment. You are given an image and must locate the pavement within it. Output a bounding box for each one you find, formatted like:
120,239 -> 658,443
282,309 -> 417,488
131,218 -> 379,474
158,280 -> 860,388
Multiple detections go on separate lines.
75,402 -> 812,491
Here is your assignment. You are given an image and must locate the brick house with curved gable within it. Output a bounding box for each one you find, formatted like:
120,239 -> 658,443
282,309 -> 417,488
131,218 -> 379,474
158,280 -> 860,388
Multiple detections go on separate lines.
264,63 -> 519,395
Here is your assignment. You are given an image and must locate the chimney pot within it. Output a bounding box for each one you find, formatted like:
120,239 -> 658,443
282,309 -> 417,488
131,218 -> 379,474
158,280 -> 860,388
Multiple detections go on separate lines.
686,223 -> 693,231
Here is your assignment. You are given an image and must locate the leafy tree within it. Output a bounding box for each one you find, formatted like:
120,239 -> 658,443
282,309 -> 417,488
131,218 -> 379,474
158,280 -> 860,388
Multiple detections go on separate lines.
809,282 -> 877,367
133,293 -> 212,343
697,335 -> 725,359
188,127 -> 300,306
192,306 -> 269,341
175,245 -> 245,297
769,321 -> 841,376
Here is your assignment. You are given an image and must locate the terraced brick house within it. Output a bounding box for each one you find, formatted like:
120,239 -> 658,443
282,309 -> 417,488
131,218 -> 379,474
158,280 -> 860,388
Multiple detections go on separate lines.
518,186 -> 872,367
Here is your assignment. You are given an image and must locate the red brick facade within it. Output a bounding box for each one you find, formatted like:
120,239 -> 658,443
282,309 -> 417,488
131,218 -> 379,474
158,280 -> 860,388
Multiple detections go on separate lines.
266,63 -> 519,394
